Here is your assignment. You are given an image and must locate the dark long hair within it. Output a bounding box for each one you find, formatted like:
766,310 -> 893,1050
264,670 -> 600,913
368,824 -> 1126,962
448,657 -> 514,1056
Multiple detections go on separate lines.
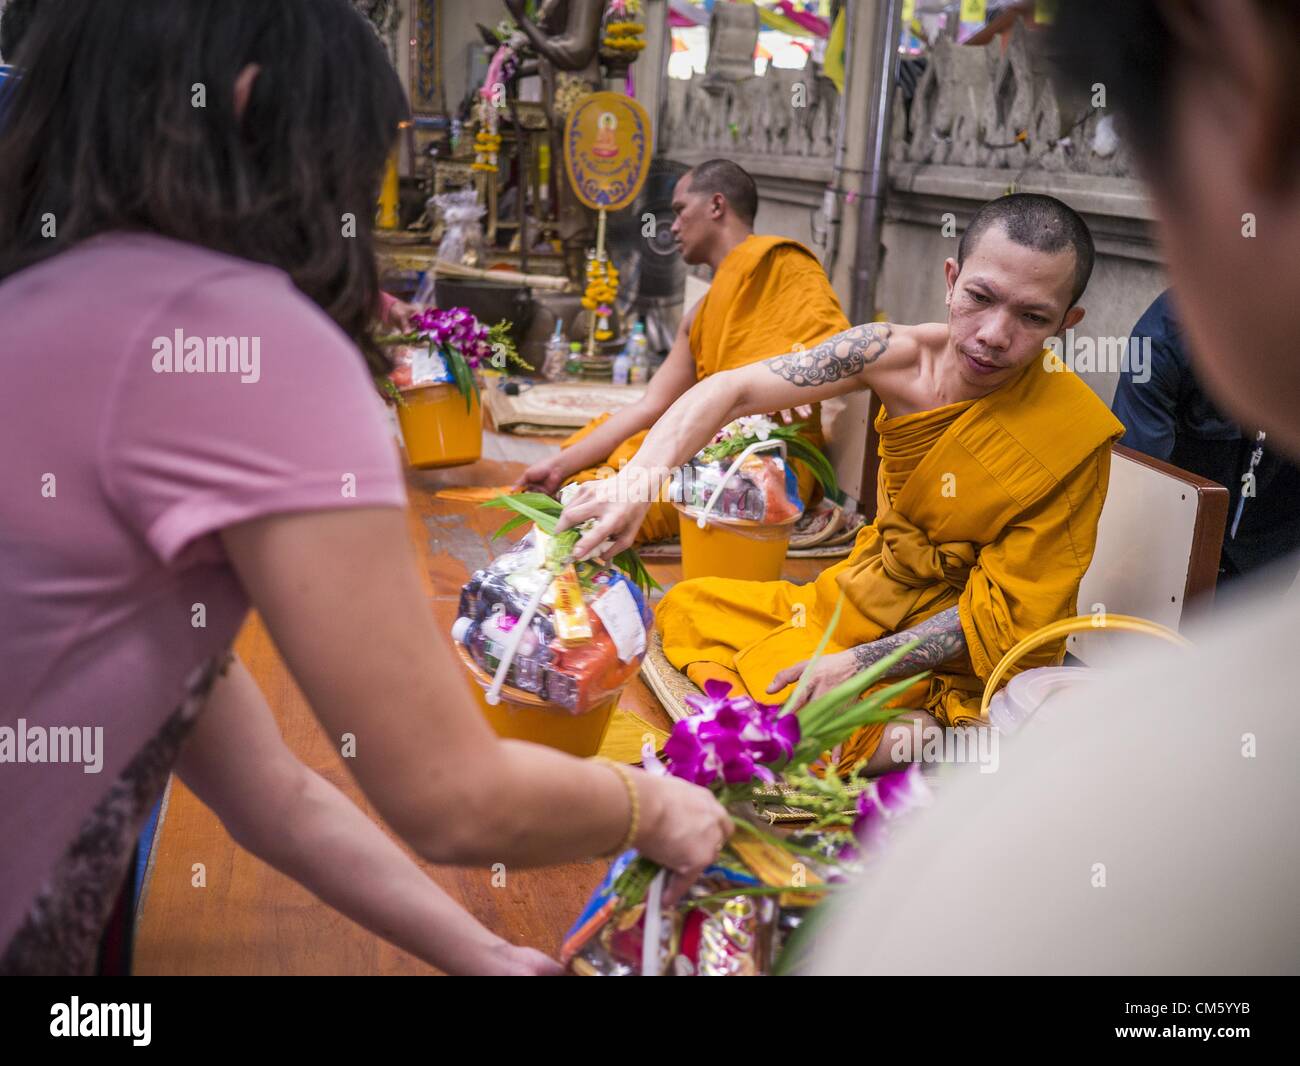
0,0 -> 409,373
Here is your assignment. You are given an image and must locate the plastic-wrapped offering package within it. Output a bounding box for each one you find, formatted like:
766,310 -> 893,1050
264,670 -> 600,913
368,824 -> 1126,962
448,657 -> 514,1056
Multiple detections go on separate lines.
453,530 -> 652,714
670,451 -> 804,527
385,343 -> 455,392
562,852 -> 787,976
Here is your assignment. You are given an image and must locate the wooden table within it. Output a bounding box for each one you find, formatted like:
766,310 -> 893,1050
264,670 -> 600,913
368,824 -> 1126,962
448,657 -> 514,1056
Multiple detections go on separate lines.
133,431 -> 823,975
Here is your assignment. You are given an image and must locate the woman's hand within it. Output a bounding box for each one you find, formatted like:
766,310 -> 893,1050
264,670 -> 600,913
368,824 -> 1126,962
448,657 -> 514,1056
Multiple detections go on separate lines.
556,472 -> 654,559
766,648 -> 862,712
634,773 -> 734,904
476,941 -> 566,976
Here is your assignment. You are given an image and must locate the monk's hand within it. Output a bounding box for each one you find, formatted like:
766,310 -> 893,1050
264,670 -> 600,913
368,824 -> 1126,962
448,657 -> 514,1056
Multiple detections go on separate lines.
767,649 -> 861,711
518,455 -> 566,496
557,472 -> 651,560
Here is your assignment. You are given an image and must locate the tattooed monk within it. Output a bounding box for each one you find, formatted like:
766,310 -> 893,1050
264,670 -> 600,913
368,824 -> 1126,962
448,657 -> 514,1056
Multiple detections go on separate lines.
520,158 -> 848,543
559,194 -> 1125,774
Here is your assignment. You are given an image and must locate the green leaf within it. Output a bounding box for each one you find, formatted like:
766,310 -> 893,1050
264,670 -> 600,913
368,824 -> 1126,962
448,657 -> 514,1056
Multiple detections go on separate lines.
613,547 -> 661,595
785,436 -> 841,501
483,492 -> 562,515
483,494 -> 561,534
490,513 -> 532,540
794,639 -> 922,737
483,494 -> 657,594
772,891 -> 837,975
798,672 -> 928,754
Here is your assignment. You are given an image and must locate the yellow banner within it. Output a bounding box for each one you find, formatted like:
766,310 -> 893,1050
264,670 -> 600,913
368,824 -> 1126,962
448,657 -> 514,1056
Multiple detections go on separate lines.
959,0 -> 987,24
563,92 -> 653,212
901,0 -> 915,21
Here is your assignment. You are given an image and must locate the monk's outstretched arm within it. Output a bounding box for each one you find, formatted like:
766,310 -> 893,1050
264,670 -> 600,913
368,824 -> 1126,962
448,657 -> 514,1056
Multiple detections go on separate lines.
559,322 -> 915,556
768,607 -> 967,710
519,301 -> 702,495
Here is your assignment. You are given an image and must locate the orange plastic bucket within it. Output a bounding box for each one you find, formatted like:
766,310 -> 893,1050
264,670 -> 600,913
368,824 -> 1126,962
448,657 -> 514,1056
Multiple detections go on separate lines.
396,383 -> 483,468
676,506 -> 794,582
455,645 -> 618,757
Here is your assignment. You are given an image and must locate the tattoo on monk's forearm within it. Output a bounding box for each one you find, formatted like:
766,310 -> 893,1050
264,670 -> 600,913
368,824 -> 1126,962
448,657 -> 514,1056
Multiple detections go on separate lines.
765,323 -> 893,387
852,606 -> 966,677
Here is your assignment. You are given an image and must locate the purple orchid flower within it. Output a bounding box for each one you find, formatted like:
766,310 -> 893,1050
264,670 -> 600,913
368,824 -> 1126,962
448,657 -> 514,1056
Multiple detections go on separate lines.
852,763 -> 933,850
665,681 -> 801,789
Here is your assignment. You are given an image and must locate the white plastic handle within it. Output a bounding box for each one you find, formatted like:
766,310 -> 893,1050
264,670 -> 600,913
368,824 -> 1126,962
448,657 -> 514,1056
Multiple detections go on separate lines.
485,570 -> 555,706
694,438 -> 787,529
641,868 -> 667,976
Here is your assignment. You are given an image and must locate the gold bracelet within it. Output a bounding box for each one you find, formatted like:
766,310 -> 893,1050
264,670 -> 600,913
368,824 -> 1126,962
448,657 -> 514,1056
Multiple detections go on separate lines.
592,756 -> 640,858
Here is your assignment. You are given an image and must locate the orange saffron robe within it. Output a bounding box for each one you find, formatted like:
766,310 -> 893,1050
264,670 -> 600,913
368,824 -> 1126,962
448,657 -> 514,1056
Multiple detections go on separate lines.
657,353 -> 1125,770
563,234 -> 850,541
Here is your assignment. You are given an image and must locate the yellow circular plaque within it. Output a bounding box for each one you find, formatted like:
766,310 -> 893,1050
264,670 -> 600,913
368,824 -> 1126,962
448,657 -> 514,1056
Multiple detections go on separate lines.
563,91 -> 653,212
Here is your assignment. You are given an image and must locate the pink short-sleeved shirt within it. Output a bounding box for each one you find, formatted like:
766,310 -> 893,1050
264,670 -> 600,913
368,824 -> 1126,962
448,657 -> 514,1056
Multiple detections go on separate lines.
0,233 -> 407,966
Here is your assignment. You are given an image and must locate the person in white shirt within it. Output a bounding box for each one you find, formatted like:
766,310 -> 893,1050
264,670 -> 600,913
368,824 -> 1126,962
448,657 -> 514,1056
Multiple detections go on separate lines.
814,0 -> 1300,975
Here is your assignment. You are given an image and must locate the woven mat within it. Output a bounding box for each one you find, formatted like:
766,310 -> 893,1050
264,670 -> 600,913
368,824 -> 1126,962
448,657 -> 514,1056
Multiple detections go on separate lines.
639,631 -> 702,723
482,381 -> 646,434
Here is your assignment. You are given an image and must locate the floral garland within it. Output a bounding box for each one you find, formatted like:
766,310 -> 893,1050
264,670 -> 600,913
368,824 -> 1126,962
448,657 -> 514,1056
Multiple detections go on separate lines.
602,0 -> 646,53
472,36 -> 518,174
554,73 -> 594,120
582,252 -> 619,342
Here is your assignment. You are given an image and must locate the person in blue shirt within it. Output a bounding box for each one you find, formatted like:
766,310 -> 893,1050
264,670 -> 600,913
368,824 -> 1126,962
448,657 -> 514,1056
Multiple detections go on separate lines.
1112,289 -> 1300,586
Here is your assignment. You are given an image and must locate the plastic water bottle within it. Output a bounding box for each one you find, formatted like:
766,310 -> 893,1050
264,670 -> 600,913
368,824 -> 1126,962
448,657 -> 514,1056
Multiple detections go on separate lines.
565,341 -> 584,379
612,334 -> 632,385
542,319 -> 568,381
628,321 -> 649,384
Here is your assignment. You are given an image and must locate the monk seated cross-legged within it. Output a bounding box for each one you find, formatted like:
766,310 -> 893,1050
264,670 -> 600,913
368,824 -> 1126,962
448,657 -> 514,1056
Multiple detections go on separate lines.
521,158 -> 849,543
558,193 -> 1125,776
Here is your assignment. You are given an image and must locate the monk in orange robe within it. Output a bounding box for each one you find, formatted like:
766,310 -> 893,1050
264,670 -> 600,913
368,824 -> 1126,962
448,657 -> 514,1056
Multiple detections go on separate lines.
558,193 -> 1124,774
520,159 -> 848,542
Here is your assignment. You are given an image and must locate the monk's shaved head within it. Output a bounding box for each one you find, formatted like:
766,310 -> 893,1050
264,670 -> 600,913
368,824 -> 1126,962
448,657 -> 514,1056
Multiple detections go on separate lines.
958,194 -> 1095,306
685,159 -> 759,227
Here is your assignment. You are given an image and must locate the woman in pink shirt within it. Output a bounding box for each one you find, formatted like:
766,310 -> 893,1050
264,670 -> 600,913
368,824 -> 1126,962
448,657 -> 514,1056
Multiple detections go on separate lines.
0,0 -> 729,975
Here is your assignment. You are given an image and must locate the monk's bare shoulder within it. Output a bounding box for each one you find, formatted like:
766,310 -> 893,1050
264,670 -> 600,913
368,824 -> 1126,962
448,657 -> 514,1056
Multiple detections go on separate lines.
763,321 -> 921,388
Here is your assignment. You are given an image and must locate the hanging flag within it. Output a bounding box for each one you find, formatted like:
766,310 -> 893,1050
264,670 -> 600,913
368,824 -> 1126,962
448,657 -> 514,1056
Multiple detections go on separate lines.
824,6 -> 846,94
775,1 -> 831,38
959,0 -> 988,24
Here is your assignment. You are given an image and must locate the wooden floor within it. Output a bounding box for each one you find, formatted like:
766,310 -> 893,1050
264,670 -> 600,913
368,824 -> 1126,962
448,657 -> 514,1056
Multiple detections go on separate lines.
132,430 -> 823,975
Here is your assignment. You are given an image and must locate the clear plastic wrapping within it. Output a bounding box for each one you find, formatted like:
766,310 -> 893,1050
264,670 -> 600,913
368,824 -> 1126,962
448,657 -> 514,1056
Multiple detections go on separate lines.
453,530 -> 652,715
670,451 -> 804,530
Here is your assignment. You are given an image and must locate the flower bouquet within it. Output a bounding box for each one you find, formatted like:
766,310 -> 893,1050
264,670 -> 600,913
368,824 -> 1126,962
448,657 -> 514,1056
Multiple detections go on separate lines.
382,307 -> 527,469
561,600 -> 934,975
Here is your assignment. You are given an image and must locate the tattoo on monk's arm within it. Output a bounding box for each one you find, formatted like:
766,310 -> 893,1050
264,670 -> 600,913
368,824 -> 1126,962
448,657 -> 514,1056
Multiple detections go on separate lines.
852,605 -> 966,677
765,322 -> 892,387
